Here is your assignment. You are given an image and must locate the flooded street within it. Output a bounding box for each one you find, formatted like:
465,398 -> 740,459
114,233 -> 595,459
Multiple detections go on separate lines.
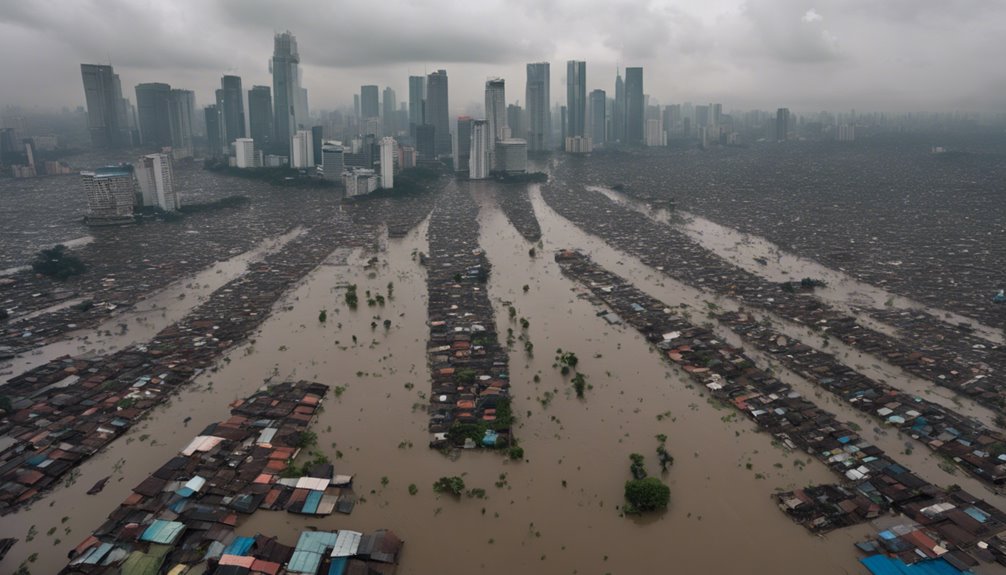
0,226 -> 306,377
4,179 -> 999,575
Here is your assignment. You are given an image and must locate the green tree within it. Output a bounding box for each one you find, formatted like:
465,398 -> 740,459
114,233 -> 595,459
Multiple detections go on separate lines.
624,477 -> 670,513
31,245 -> 87,280
433,476 -> 466,497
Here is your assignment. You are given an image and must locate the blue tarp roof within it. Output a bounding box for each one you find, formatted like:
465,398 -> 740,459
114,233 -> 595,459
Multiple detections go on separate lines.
288,531 -> 338,574
139,520 -> 185,545
303,490 -> 323,514
328,557 -> 348,575
861,556 -> 964,575
223,536 -> 256,556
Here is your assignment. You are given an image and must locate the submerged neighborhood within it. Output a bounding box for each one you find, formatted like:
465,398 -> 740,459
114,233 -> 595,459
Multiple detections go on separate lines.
2,5 -> 1006,575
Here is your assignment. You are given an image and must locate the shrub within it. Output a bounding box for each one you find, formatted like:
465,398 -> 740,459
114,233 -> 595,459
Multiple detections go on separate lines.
433,476 -> 465,497
32,245 -> 86,280
624,477 -> 670,513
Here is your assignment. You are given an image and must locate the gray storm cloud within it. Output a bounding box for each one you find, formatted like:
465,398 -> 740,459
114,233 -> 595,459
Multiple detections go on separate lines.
0,0 -> 1003,113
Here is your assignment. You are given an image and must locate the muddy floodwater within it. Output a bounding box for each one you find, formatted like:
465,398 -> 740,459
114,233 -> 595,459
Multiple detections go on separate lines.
1,181 -> 896,575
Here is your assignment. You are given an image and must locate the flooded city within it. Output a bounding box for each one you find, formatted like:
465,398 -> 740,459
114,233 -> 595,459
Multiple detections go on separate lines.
2,8 -> 1005,573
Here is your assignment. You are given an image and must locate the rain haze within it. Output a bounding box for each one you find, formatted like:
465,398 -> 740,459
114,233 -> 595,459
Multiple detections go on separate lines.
1,2 -> 1006,575
1,0 -> 1005,112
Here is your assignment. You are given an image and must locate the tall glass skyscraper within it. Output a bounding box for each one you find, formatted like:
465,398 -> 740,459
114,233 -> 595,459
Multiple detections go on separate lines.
80,64 -> 130,148
525,62 -> 550,151
566,61 -> 586,139
272,31 -> 301,158
426,70 -> 450,156
625,67 -> 644,145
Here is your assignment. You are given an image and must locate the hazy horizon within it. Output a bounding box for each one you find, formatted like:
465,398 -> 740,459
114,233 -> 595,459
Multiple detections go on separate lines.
2,0 -> 1005,117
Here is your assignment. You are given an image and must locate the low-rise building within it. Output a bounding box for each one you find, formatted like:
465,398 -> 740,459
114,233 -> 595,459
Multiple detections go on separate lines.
343,168 -> 378,197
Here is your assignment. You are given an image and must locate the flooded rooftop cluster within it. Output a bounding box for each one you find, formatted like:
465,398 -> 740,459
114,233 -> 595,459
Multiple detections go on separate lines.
1,164 -> 346,357
1,210 -> 374,513
61,380 -> 402,575
563,139 -> 1006,328
716,311 -> 1006,486
540,178 -> 1006,414
555,249 -> 1006,571
425,183 -> 512,450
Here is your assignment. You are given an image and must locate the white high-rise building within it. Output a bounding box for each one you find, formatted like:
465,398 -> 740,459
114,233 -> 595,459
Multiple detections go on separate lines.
291,129 -> 313,168
135,153 -> 179,211
645,118 -> 664,147
82,166 -> 136,225
837,124 -> 855,142
379,137 -> 396,189
469,119 -> 490,180
234,138 -> 257,168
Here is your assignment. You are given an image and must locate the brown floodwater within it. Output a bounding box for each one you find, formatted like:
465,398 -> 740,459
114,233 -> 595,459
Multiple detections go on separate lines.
590,185 -> 1004,345
5,182 -> 967,575
0,226 -> 305,378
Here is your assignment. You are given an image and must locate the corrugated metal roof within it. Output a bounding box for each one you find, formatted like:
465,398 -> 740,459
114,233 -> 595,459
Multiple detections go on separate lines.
287,531 -> 338,574
330,530 -> 362,557
139,520 -> 185,545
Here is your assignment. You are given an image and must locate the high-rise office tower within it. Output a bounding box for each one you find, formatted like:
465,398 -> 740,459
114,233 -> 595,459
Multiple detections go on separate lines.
80,64 -> 130,148
625,67 -> 644,145
485,78 -> 506,142
525,62 -> 550,151
507,104 -> 524,141
204,105 -> 222,156
217,75 -> 245,146
382,87 -> 397,136
272,31 -> 301,158
776,108 -> 790,141
408,75 -> 426,130
455,116 -> 472,173
291,129 -> 313,168
234,138 -> 257,168
135,153 -> 179,211
82,166 -> 136,224
167,89 -> 195,158
426,70 -> 450,156
360,85 -> 380,119
311,126 -> 323,166
135,82 -> 172,148
613,70 -> 625,143
469,119 -> 490,180
295,86 -> 309,130
379,136 -> 396,189
589,89 -> 606,146
248,85 -> 273,152
321,141 -> 344,180
566,61 -> 586,138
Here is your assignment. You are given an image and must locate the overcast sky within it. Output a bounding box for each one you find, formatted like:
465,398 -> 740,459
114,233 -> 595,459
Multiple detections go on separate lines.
2,0 -> 1004,116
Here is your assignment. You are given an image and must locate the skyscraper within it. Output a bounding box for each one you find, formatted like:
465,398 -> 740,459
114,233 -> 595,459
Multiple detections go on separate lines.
135,153 -> 179,211
361,85 -> 380,119
80,64 -> 130,148
455,116 -> 472,173
566,61 -> 586,138
248,85 -> 273,152
408,75 -> 426,129
82,166 -> 136,224
218,75 -> 245,146
485,78 -> 506,139
776,108 -> 790,141
291,129 -> 313,168
613,70 -> 625,143
272,31 -> 301,158
469,119 -> 490,180
135,82 -> 172,148
625,67 -> 644,145
525,62 -> 550,151
589,89 -> 606,146
426,70 -> 450,156
507,104 -> 524,141
204,105 -> 222,157
382,87 -> 397,136
167,89 -> 195,158
379,136 -> 395,189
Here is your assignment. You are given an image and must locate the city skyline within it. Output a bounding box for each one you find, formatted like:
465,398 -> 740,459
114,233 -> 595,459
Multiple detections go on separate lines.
2,0 -> 1005,115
